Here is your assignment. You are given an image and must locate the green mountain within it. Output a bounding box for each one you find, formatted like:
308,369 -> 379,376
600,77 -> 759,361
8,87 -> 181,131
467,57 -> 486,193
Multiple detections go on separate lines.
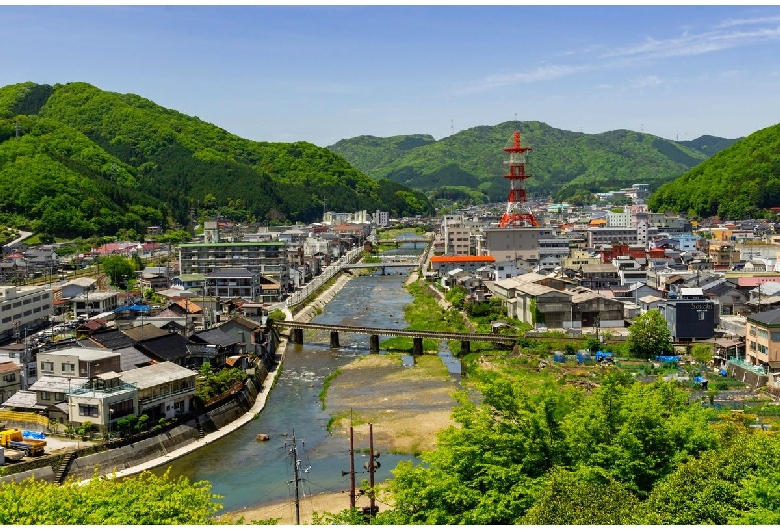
648,122 -> 780,219
679,135 -> 740,157
328,121 -> 735,204
0,82 -> 434,239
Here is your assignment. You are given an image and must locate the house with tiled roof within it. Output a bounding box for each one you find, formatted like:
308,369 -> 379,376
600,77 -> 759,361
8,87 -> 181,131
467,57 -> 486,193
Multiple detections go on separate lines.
0,360 -> 21,403
136,333 -> 190,366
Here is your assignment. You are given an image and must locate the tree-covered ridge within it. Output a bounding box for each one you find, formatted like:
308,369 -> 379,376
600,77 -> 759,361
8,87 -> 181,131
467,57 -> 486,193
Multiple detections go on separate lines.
328,121 -> 731,204
648,122 -> 780,219
328,133 -> 436,175
680,134 -> 740,157
0,81 -> 434,238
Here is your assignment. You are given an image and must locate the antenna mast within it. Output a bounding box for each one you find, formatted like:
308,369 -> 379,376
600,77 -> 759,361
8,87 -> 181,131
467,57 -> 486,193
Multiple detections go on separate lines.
499,130 -> 539,228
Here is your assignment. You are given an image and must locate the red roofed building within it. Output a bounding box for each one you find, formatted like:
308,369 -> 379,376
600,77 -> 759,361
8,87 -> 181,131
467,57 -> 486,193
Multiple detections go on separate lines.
429,255 -> 496,275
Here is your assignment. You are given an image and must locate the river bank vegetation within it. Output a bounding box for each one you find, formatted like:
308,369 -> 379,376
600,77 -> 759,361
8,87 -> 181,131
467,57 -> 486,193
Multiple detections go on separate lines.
312,276 -> 780,525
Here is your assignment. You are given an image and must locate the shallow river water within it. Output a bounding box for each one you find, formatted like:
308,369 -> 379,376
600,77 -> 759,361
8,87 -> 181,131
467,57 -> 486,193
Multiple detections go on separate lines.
158,243 -> 430,513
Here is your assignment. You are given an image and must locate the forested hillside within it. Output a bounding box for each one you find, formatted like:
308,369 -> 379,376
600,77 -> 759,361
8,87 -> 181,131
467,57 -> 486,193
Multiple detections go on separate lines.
328,121 -> 734,204
0,82 -> 434,239
648,122 -> 780,219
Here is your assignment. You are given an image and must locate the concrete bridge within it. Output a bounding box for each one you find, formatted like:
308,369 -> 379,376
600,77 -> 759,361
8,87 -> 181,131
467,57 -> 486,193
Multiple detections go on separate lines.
375,237 -> 431,248
340,261 -> 420,274
272,321 -> 518,355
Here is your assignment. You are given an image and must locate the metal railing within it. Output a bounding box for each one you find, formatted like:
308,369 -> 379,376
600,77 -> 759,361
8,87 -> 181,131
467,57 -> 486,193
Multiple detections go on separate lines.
728,356 -> 768,375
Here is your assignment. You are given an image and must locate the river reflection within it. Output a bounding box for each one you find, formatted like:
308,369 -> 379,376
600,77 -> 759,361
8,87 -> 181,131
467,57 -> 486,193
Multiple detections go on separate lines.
157,244 -> 431,513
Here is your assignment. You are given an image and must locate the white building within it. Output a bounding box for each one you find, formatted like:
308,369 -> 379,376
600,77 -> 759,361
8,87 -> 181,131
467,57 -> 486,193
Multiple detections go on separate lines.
374,210 -> 389,227
0,285 -> 53,343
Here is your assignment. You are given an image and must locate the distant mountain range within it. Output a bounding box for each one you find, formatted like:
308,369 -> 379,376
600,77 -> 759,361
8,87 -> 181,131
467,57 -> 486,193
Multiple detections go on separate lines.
0,82 -> 434,239
328,122 -> 739,205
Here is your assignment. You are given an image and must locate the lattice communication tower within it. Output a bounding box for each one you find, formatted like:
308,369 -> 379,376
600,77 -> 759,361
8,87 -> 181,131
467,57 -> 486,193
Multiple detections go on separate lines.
499,130 -> 539,228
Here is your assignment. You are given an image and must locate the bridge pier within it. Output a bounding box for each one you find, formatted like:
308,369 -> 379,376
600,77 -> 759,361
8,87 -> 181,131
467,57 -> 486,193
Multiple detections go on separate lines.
381,266 -> 386,276
292,328 -> 304,344
330,331 -> 340,348
460,340 -> 470,355
370,335 -> 380,353
413,337 -> 423,356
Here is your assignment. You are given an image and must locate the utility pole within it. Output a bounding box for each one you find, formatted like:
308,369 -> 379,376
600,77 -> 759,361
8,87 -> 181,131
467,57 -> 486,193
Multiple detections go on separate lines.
287,433 -> 307,525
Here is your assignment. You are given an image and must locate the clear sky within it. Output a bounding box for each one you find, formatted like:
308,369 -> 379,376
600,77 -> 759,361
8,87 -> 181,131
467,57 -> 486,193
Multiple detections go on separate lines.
2,4 -> 780,147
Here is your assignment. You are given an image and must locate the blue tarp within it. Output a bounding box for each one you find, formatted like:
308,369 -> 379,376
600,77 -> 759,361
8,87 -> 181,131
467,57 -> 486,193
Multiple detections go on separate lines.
114,304 -> 151,313
656,355 -> 680,363
693,376 -> 708,384
595,351 -> 613,361
719,368 -> 728,377
21,430 -> 46,440
553,352 -> 566,363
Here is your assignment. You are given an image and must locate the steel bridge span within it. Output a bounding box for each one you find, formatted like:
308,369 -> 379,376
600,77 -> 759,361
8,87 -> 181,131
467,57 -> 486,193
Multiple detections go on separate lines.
273,321 -> 517,355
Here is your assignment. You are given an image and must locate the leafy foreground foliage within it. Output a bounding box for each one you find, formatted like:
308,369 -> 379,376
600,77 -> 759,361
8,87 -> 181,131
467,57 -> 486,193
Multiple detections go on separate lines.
0,469 -> 222,524
317,370 -> 780,525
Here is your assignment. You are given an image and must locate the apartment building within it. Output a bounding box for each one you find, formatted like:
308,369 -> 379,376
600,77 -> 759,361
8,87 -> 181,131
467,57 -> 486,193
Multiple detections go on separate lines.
441,215 -> 471,255
178,241 -> 289,292
0,285 -> 53,342
745,308 -> 780,371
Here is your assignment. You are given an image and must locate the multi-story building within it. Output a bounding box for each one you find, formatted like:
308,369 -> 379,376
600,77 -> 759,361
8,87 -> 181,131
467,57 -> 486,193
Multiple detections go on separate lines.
0,285 -> 53,342
479,227 -> 554,263
708,243 -> 741,270
204,268 -> 262,302
38,348 -> 121,379
178,242 -> 289,294
374,210 -> 389,227
119,362 -> 197,421
71,291 -> 119,318
441,215 -> 471,255
745,308 -> 780,371
586,225 -> 644,247
607,209 -> 632,227
538,238 -> 571,259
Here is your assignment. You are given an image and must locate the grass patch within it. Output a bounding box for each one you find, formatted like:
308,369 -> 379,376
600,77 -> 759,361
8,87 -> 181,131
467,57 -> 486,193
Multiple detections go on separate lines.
319,368 -> 341,409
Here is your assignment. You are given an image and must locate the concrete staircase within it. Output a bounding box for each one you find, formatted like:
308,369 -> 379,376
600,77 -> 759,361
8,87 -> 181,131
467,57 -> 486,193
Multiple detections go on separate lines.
53,451 -> 77,484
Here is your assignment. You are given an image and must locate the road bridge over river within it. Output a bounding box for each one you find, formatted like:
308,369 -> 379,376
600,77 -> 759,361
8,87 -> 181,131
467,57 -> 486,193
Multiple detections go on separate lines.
272,321 -> 518,355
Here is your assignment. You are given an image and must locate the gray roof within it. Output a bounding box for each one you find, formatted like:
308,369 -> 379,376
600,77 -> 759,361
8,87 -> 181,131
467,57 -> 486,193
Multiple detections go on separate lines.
42,347 -> 116,362
1,390 -> 45,410
29,376 -> 89,393
113,346 -> 155,371
747,308 -> 780,326
120,362 -> 196,390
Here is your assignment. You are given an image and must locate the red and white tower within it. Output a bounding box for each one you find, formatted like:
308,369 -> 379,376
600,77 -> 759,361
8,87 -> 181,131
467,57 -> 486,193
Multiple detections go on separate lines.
499,130 -> 539,228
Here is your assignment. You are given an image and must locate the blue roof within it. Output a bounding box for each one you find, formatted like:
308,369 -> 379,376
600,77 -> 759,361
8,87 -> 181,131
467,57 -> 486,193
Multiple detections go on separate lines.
114,304 -> 151,313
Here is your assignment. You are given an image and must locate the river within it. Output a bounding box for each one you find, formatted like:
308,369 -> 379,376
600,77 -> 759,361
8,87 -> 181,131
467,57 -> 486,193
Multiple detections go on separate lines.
158,240 -> 429,513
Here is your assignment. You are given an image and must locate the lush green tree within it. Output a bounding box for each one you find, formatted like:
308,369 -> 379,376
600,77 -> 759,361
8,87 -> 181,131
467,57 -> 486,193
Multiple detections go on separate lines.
100,255 -> 135,288
626,309 -> 673,359
521,466 -> 642,524
382,379 -> 575,524
0,469 -> 222,524
562,372 -> 718,496
640,432 -> 780,524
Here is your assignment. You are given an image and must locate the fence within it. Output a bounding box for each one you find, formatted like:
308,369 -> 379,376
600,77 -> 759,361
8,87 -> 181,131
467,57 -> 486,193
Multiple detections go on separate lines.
0,411 -> 50,430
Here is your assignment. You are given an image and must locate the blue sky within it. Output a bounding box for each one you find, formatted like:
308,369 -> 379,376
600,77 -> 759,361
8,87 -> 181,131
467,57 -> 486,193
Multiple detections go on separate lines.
2,5 -> 780,146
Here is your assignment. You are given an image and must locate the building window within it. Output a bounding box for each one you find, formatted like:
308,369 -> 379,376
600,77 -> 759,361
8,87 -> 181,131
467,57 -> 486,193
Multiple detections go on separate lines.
2,373 -> 16,382
41,391 -> 50,400
61,362 -> 75,373
54,392 -> 65,401
41,361 -> 54,373
79,404 -> 99,417
770,332 -> 780,342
